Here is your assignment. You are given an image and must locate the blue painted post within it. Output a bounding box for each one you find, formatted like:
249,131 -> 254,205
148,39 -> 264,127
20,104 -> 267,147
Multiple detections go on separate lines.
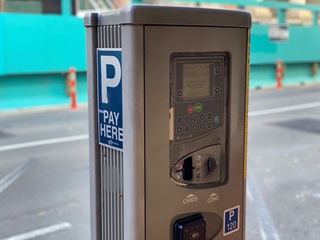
314,11 -> 319,27
62,0 -> 72,16
277,8 -> 286,24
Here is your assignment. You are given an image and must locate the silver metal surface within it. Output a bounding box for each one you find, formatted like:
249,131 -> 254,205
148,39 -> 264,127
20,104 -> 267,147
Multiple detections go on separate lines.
84,12 -> 99,27
101,147 -> 124,240
85,12 -> 100,240
144,26 -> 248,240
98,5 -> 251,27
121,25 -> 145,240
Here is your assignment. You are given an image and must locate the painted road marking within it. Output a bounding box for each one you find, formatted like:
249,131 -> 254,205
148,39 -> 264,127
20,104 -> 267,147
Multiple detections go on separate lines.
247,171 -> 280,240
0,222 -> 71,240
0,160 -> 33,194
249,101 -> 320,117
0,135 -> 89,152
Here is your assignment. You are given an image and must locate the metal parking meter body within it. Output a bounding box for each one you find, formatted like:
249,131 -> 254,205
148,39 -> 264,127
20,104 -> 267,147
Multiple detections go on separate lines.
85,6 -> 251,240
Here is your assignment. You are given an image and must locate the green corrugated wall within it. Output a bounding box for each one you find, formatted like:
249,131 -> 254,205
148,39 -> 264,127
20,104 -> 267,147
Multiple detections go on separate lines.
0,10 -> 320,110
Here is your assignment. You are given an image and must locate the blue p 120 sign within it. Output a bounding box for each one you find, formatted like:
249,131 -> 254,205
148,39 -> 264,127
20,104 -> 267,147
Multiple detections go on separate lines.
223,205 -> 240,236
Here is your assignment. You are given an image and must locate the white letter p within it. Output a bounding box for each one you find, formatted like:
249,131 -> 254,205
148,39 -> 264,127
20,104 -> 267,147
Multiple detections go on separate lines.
101,55 -> 121,104
229,211 -> 235,221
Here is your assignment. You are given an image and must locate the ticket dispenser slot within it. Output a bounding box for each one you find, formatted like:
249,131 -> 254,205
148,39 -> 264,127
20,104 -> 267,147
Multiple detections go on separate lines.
170,52 -> 229,188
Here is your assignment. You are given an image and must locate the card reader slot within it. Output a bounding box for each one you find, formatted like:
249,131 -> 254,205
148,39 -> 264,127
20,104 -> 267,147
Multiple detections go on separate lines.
182,157 -> 193,181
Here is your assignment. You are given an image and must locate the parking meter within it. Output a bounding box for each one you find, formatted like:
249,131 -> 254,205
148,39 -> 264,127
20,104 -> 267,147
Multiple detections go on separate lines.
85,5 -> 251,240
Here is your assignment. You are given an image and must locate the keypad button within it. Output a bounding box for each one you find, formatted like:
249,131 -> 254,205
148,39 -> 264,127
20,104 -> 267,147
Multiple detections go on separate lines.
192,124 -> 198,131
207,113 -> 213,120
200,123 -> 205,130
188,106 -> 194,114
185,125 -> 190,132
177,126 -> 183,134
214,116 -> 221,124
192,115 -> 198,122
185,116 -> 190,123
207,122 -> 213,129
200,114 -> 205,121
195,103 -> 203,112
177,116 -> 183,124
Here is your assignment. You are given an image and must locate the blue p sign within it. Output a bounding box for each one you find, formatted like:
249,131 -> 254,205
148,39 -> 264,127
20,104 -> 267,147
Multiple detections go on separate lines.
223,206 -> 240,236
97,49 -> 123,150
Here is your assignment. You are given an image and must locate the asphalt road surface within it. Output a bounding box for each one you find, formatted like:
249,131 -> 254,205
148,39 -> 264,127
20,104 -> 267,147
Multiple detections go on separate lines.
1,84 -> 320,240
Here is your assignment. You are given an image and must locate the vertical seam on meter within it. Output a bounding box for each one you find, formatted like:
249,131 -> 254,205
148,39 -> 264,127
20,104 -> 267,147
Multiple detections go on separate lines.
143,25 -> 147,240
120,26 -> 124,240
226,52 -> 231,185
96,26 -> 103,240
95,27 -> 100,240
115,27 -> 118,240
244,29 -> 250,181
224,52 -> 231,183
243,28 -> 251,239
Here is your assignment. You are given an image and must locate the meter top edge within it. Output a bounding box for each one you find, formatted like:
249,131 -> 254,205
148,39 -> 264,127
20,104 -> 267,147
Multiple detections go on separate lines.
84,5 -> 251,28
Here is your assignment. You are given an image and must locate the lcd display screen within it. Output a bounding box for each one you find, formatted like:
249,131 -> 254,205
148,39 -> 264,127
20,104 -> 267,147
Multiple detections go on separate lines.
183,63 -> 211,100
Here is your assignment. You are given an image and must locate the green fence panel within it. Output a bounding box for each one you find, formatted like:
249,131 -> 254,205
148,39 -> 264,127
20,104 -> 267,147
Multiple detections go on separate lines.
250,64 -> 276,88
0,13 -> 86,76
0,72 -> 87,109
284,63 -> 318,85
1,2 -> 320,109
251,25 -> 320,65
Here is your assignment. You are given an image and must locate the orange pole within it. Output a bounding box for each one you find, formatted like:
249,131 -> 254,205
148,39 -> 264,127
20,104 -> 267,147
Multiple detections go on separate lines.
276,60 -> 283,90
69,67 -> 78,110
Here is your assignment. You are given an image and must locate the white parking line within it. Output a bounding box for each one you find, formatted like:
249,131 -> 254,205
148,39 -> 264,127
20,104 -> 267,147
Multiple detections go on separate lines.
249,101 -> 320,117
0,222 -> 71,240
0,135 -> 89,152
0,160 -> 32,194
247,171 -> 280,240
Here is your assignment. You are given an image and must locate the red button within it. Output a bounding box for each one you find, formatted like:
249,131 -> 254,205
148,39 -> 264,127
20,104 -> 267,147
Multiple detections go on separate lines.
188,106 -> 194,114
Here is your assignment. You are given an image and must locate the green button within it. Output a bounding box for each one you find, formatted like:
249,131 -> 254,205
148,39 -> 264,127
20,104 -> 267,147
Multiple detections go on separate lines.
195,103 -> 203,112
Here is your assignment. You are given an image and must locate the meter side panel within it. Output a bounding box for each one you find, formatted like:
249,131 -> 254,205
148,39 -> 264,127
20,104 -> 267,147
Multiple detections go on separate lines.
122,25 -> 146,240
144,26 -> 248,240
85,20 -> 101,240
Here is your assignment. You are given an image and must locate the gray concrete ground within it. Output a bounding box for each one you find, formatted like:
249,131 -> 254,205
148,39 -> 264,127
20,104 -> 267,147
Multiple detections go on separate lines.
0,109 -> 90,240
0,84 -> 320,240
246,85 -> 320,240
